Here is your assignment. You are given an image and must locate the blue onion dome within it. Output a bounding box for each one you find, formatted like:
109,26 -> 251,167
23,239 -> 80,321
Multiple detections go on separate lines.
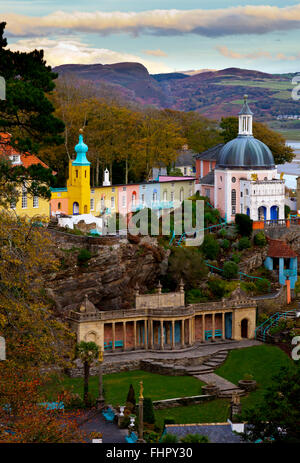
73,129 -> 90,166
217,136 -> 275,170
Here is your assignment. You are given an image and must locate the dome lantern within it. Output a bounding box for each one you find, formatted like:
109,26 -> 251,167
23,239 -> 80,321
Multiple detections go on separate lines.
238,95 -> 253,136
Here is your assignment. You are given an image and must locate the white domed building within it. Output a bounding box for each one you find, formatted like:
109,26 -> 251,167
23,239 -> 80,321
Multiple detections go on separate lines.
213,96 -> 285,223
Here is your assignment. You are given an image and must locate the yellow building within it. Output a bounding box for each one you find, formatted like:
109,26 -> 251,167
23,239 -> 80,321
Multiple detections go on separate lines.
92,185 -> 118,217
12,185 -> 50,219
66,130 -> 91,215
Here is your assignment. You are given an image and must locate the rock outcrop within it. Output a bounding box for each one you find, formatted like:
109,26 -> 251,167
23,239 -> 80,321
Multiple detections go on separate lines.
46,230 -> 169,313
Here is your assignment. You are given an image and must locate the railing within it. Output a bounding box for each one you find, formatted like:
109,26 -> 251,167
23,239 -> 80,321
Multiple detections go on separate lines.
255,309 -> 297,342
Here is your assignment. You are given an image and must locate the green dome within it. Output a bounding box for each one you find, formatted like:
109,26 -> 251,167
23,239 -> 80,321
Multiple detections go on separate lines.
217,135 -> 275,170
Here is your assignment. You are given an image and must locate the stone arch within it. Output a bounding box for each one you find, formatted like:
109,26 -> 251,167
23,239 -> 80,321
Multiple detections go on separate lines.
271,205 -> 279,221
84,331 -> 97,343
241,318 -> 249,339
258,205 -> 266,221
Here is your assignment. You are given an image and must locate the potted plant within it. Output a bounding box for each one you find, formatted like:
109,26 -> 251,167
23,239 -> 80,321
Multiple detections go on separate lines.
238,373 -> 257,392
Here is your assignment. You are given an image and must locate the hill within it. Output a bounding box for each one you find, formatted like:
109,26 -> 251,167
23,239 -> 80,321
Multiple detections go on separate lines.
53,63 -> 300,125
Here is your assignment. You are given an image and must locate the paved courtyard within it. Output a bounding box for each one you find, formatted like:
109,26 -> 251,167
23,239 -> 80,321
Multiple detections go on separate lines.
80,411 -> 128,443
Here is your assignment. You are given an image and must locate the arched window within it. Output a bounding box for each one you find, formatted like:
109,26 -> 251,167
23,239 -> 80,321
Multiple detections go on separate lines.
231,189 -> 236,215
58,202 -> 61,210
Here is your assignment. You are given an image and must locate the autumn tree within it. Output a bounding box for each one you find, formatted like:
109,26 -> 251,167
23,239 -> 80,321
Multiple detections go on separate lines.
220,116 -> 294,164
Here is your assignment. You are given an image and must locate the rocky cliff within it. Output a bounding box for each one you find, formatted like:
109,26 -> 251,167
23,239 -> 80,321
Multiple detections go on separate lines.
46,230 -> 169,313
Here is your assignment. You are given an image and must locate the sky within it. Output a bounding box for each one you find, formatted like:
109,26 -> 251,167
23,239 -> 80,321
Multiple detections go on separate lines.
1,0 -> 300,74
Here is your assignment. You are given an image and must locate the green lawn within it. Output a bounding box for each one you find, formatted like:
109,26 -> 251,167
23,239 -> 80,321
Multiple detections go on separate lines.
46,370 -> 204,406
155,345 -> 294,426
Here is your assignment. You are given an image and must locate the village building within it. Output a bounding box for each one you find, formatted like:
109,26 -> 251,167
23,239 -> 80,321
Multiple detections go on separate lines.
195,97 -> 285,224
69,283 -> 257,353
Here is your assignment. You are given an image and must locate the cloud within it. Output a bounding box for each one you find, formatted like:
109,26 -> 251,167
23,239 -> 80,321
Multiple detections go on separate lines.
5,5 -> 300,38
216,45 -> 300,61
8,38 -> 172,73
143,49 -> 168,57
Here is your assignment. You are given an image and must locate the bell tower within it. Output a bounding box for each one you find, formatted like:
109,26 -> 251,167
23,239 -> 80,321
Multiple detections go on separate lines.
67,129 -> 91,215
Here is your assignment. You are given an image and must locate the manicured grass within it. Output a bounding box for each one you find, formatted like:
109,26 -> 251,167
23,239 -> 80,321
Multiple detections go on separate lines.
155,399 -> 231,428
155,345 -> 294,426
46,370 -> 204,406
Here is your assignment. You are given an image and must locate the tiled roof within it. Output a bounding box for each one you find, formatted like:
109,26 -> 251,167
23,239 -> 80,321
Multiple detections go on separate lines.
194,143 -> 224,161
0,132 -> 51,170
199,170 -> 215,185
175,149 -> 196,167
165,424 -> 243,443
267,238 -> 298,258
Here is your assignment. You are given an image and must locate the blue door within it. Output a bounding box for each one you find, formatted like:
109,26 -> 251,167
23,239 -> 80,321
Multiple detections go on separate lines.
225,313 -> 232,339
246,208 -> 250,217
271,205 -> 278,221
175,321 -> 181,343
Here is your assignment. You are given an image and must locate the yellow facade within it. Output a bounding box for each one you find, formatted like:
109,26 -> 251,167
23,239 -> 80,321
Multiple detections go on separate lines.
91,186 -> 118,217
67,160 -> 91,215
11,185 -> 50,220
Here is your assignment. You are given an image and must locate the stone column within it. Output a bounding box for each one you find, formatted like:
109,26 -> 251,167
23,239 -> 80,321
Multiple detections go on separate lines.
171,320 -> 175,349
160,320 -> 164,350
188,318 -> 192,345
123,321 -> 127,351
112,322 -> 115,352
144,320 -> 148,349
149,320 -> 153,349
212,313 -> 215,341
166,322 -> 170,346
231,311 -> 236,340
133,320 -> 137,350
222,312 -> 225,340
202,314 -> 205,342
181,319 -> 185,348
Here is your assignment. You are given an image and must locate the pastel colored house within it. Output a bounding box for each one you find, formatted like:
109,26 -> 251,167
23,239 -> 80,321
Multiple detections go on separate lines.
0,133 -> 52,219
265,238 -> 298,289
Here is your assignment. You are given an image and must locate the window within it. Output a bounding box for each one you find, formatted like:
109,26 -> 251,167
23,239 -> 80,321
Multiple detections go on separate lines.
122,187 -> 126,191
189,189 -> 193,196
91,189 -> 95,194
171,191 -> 174,201
184,167 -> 187,175
171,183 -> 174,187
58,202 -> 61,210
75,170 -> 78,178
111,197 -> 115,209
10,201 -> 16,210
22,186 -> 27,209
153,191 -> 158,203
57,193 -> 61,198
11,155 -> 20,164
33,196 -> 39,208
85,170 -> 87,178
122,195 -> 126,208
220,176 -> 222,182
231,189 -> 236,215
141,194 -> 145,204
90,198 -> 95,211
163,191 -> 167,201
132,193 -> 136,205
205,189 -> 210,199
180,188 -> 184,202
232,177 -> 236,183
240,192 -> 243,197
246,189 -> 249,195
209,161 -> 212,172
112,187 -> 115,192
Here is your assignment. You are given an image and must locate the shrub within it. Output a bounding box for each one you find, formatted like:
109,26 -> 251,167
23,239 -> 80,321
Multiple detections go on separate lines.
163,417 -> 175,427
223,261 -> 239,280
285,205 -> 291,218
143,397 -> 155,425
254,278 -> 271,294
235,213 -> 253,237
238,237 -> 251,250
254,232 -> 267,247
207,279 -> 225,298
167,247 -> 208,290
218,228 -> 227,238
144,431 -> 160,443
119,416 -> 130,429
161,433 -> 178,443
221,239 -> 230,250
126,384 -> 136,409
186,289 -> 208,304
77,249 -> 92,266
231,252 -> 241,264
180,434 -> 210,443
202,234 -> 220,260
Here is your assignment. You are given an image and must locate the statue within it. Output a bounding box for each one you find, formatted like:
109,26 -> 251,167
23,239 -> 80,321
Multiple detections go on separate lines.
139,381 -> 144,400
251,173 -> 258,181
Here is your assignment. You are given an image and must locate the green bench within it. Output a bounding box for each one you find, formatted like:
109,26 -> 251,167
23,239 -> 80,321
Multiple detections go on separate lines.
125,432 -> 138,444
205,329 -> 222,340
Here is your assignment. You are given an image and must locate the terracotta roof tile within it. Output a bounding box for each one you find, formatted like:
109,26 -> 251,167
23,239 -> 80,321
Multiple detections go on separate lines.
267,238 -> 298,258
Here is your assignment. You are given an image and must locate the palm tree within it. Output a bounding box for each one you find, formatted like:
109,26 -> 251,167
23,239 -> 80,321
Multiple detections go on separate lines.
76,341 -> 99,406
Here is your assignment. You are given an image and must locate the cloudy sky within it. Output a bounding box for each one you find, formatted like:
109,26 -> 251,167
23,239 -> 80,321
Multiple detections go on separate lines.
1,0 -> 300,74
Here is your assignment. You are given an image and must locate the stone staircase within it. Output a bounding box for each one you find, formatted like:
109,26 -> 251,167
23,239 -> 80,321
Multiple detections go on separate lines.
184,349 -> 229,375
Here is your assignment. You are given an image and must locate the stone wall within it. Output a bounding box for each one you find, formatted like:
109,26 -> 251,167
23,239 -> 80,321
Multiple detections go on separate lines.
66,359 -> 141,377
152,394 -> 213,410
